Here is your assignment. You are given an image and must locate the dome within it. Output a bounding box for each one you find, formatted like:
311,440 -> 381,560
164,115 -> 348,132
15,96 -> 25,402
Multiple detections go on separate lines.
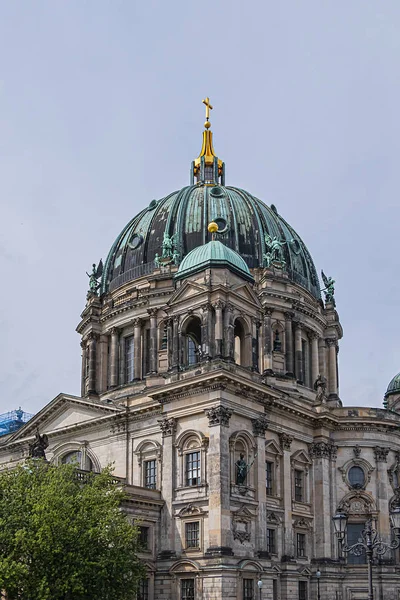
175,240 -> 254,282
101,184 -> 321,298
385,372 -> 400,398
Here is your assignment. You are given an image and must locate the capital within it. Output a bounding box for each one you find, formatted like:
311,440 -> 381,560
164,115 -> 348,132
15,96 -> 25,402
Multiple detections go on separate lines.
325,337 -> 337,347
279,432 -> 293,451
252,416 -> 269,436
205,405 -> 233,427
158,417 -> 177,437
213,300 -> 225,310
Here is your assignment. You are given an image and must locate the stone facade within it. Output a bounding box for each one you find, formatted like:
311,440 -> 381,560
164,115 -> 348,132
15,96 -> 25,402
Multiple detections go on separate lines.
1,124 -> 400,600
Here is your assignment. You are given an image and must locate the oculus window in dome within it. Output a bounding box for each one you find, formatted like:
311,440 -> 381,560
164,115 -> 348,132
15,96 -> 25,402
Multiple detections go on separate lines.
100,98 -> 320,299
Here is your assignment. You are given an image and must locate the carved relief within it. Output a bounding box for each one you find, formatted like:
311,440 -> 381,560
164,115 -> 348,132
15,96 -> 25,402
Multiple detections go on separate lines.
205,406 -> 233,427
374,446 -> 390,462
338,491 -> 376,516
232,505 -> 255,544
279,432 -> 293,451
158,417 -> 177,437
308,441 -> 337,460
252,416 -> 269,437
354,445 -> 361,458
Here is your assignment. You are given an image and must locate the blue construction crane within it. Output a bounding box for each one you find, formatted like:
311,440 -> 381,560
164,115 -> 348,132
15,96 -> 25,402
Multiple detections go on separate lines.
0,407 -> 34,437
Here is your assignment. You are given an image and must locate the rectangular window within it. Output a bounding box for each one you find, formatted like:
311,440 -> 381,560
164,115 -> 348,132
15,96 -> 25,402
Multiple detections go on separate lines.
144,460 -> 157,489
181,578 -> 195,600
267,528 -> 276,554
243,579 -> 254,600
185,521 -> 200,548
298,581 -> 307,600
294,469 -> 304,502
266,461 -> 274,495
297,533 -> 306,557
185,451 -> 201,486
143,328 -> 151,375
347,523 -> 367,564
138,526 -> 149,551
138,579 -> 149,600
125,336 -> 135,382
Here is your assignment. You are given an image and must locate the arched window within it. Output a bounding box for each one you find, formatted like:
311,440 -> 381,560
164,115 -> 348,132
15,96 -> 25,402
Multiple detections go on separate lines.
62,450 -> 93,471
182,317 -> 202,367
273,330 -> 282,352
234,320 -> 245,365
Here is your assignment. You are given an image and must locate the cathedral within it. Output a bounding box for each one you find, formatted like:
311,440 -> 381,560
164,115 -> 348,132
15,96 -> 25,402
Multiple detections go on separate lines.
2,100 -> 400,600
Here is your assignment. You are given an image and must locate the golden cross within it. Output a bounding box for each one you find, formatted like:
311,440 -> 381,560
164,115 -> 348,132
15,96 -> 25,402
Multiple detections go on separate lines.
202,97 -> 213,121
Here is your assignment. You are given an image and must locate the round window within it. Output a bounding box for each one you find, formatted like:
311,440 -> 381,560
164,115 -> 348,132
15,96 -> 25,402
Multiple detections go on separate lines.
348,466 -> 365,489
214,217 -> 228,233
128,233 -> 143,250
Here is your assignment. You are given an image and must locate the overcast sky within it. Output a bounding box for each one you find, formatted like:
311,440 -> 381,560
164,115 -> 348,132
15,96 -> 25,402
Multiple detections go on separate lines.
0,1 -> 399,415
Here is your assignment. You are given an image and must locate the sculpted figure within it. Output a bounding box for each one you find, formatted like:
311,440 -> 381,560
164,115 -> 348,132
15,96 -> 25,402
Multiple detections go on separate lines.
321,270 -> 336,306
314,374 -> 328,403
264,233 -> 286,267
29,430 -> 49,459
235,452 -> 257,485
86,260 -> 103,294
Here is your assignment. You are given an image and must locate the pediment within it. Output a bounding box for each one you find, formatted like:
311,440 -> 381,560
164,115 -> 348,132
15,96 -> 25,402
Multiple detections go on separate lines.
231,283 -> 262,308
6,394 -> 122,444
265,439 -> 283,457
291,449 -> 312,465
168,280 -> 208,307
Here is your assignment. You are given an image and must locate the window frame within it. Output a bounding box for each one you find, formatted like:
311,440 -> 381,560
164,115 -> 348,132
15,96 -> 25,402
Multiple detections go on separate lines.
267,527 -> 276,555
181,578 -> 195,600
185,520 -> 200,550
266,460 -> 274,496
243,578 -> 254,600
294,469 -> 304,503
298,580 -> 308,600
296,532 -> 307,558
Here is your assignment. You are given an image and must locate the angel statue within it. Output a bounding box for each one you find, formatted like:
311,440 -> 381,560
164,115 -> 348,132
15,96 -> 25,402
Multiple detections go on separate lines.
321,271 -> 335,306
264,233 -> 286,268
29,430 -> 49,459
161,232 -> 174,259
86,260 -> 103,295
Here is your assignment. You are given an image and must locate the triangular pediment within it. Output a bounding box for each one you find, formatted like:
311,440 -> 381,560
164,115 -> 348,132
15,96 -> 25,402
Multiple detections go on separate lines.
5,394 -> 122,444
231,283 -> 262,308
265,439 -> 283,456
291,449 -> 312,465
168,280 -> 208,307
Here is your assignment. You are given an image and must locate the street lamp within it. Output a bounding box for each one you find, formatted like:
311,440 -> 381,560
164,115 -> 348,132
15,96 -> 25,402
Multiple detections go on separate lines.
257,579 -> 263,600
332,507 -> 400,600
315,569 -> 321,600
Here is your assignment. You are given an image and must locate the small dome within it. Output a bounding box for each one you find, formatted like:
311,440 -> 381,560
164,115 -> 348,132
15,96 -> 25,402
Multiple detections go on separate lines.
175,240 -> 254,282
385,372 -> 400,398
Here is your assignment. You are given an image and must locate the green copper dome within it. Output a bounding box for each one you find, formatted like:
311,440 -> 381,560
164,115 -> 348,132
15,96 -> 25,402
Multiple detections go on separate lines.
101,184 -> 321,298
385,373 -> 400,398
175,240 -> 254,282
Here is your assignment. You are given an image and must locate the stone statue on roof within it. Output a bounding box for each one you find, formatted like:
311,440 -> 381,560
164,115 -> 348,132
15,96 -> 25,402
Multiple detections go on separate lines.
321,271 -> 335,306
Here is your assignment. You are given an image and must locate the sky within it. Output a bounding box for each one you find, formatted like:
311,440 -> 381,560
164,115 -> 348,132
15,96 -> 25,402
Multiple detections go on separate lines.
0,1 -> 400,415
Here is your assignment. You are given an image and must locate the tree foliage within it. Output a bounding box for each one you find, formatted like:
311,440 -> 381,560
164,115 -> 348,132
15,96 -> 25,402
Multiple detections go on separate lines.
0,460 -> 145,600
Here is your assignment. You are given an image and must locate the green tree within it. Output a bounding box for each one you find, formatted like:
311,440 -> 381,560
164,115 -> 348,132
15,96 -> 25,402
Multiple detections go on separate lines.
0,460 -> 145,600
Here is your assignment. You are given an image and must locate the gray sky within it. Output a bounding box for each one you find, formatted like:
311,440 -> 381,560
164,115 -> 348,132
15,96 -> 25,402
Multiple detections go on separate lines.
1,1 -> 399,415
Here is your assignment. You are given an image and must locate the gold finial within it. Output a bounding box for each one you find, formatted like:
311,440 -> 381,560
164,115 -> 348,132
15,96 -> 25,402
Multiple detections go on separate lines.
203,97 -> 213,129
208,221 -> 218,241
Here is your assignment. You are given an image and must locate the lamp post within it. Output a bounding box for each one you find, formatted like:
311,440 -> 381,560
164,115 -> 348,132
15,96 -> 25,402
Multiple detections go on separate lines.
315,568 -> 321,600
257,579 -> 263,600
332,506 -> 400,600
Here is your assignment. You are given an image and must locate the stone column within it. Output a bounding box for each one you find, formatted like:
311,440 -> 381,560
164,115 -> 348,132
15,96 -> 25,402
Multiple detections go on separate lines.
224,303 -> 234,361
97,334 -> 108,393
214,301 -> 224,358
318,337 -> 326,378
172,316 -> 179,370
148,309 -> 158,374
158,417 -> 177,558
284,312 -> 294,376
309,441 -> 337,559
80,340 -> 87,397
374,446 -> 390,541
204,406 -> 234,557
201,303 -> 212,358
263,309 -> 273,373
279,433 -> 294,557
295,323 -> 303,383
88,333 -> 97,395
303,336 -> 310,387
133,318 -> 142,380
110,327 -> 119,388
119,335 -> 126,386
252,417 -> 269,554
326,338 -> 338,397
166,318 -> 173,369
252,318 -> 260,372
311,334 -> 319,387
